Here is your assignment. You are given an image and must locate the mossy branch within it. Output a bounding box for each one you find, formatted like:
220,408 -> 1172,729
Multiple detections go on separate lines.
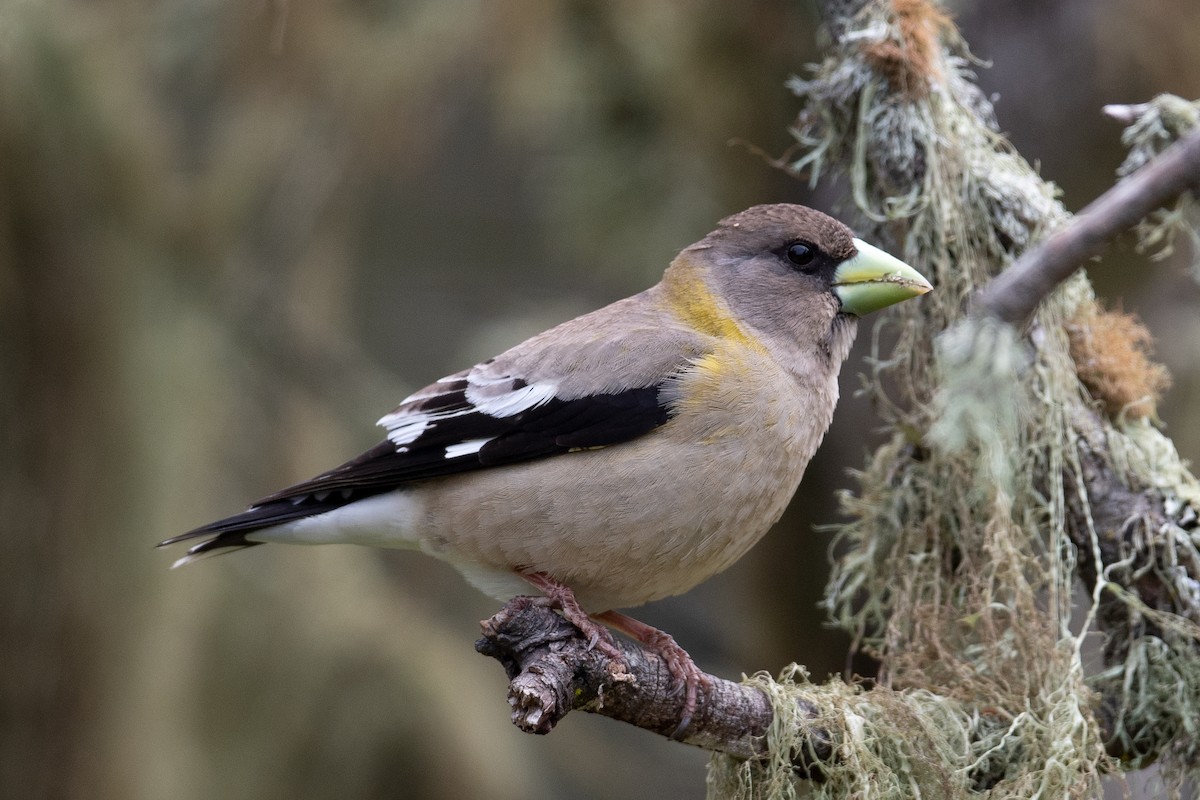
476,593 -> 1145,781
792,0 -> 1200,795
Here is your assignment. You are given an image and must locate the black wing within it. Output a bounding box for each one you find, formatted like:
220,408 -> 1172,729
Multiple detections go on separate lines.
161,381 -> 671,557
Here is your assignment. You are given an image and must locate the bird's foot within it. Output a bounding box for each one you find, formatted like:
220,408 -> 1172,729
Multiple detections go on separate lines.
593,610 -> 709,739
520,572 -> 626,665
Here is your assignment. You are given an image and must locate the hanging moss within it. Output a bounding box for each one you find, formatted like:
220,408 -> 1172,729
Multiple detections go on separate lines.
709,4 -> 1200,799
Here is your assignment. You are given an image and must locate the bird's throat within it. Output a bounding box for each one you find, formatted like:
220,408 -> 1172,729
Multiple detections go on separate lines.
661,258 -> 765,352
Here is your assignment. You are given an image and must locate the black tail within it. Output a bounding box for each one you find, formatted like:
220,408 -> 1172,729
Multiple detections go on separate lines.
162,440 -> 405,566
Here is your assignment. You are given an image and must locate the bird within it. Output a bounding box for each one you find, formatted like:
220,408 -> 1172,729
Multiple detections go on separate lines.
161,203 -> 931,733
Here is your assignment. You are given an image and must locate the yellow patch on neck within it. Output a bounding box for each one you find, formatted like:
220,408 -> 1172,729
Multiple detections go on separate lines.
663,257 -> 760,348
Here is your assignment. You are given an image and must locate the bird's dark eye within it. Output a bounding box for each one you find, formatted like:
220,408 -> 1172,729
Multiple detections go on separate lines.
786,241 -> 816,268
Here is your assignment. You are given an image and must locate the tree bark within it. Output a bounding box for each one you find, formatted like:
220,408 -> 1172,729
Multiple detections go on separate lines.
474,597 -> 832,765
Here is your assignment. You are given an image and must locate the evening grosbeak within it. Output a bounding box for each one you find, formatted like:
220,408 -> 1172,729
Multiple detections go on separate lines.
162,203 -> 932,731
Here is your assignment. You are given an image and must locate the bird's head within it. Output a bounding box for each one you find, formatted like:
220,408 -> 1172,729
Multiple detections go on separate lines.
671,203 -> 932,366
698,203 -> 932,316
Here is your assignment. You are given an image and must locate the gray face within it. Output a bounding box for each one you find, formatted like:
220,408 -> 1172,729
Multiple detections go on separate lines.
677,203 -> 929,376
698,204 -> 861,312
686,204 -> 859,359
694,202 -> 930,329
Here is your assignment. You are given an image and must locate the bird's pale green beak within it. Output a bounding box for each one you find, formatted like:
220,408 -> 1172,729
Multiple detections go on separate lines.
833,238 -> 933,316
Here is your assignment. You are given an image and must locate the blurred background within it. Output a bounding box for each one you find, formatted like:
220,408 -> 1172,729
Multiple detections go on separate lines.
3,1 -> 1198,798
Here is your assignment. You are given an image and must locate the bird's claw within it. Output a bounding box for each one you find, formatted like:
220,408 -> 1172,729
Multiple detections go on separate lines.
590,610 -> 710,738
649,634 -> 708,738
519,573 -> 709,735
521,572 -> 628,666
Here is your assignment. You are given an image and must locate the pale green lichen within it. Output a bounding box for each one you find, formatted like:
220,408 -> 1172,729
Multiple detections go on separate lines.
1115,94 -> 1200,278
708,3 -> 1200,799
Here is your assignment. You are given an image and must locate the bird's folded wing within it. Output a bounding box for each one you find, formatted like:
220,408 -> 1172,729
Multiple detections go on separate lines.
161,300 -> 706,546
253,376 -> 672,505
257,303 -> 706,506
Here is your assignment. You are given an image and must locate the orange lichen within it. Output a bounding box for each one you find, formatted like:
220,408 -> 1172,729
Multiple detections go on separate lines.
862,0 -> 954,97
1066,304 -> 1171,421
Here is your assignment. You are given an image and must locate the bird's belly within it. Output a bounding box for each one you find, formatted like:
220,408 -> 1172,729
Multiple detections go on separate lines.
419,354 -> 833,610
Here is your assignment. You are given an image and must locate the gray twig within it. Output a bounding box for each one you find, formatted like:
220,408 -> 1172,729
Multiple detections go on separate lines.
974,128 -> 1200,325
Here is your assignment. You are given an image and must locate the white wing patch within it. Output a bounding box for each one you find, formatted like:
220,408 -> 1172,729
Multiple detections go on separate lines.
443,437 -> 492,459
376,367 -> 559,451
378,375 -> 466,447
465,380 -> 557,417
377,412 -> 431,447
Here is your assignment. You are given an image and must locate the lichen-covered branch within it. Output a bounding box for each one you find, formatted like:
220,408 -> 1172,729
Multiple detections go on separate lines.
477,594 -> 1146,788
478,597 -> 1104,791
778,0 -> 1200,797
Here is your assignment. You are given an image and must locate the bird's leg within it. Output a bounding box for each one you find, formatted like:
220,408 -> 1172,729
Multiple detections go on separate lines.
592,609 -> 708,738
519,571 -> 625,664
518,573 -> 703,735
